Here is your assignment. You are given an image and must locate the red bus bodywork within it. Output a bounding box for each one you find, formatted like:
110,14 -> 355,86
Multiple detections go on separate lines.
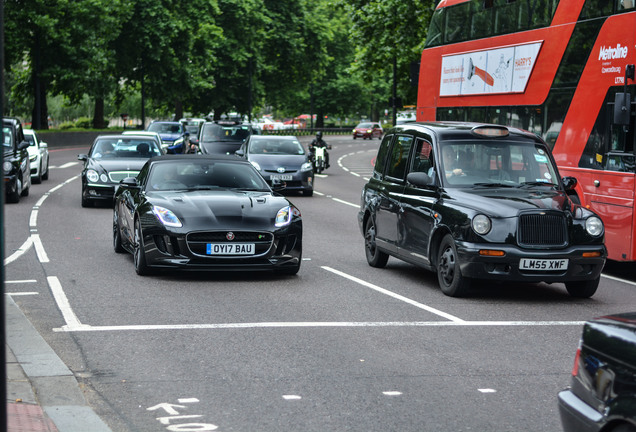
417,0 -> 636,261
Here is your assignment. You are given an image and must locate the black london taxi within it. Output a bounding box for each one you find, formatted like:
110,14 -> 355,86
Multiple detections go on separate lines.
357,122 -> 606,297
558,312 -> 636,432
3,117 -> 31,203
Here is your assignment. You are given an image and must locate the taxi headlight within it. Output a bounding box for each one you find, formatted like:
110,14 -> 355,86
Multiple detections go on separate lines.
585,216 -> 603,237
472,214 -> 492,235
3,161 -> 14,174
152,205 -> 182,227
86,169 -> 99,183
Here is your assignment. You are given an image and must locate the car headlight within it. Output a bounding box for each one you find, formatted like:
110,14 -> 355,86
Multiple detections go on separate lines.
275,206 -> 300,227
100,174 -> 109,182
250,161 -> 261,171
301,162 -> 313,172
3,161 -> 14,174
585,216 -> 603,237
86,169 -> 99,183
152,205 -> 182,228
472,214 -> 492,235
29,154 -> 37,162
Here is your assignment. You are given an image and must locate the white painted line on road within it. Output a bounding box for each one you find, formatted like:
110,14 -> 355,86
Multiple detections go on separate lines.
53,320 -> 588,332
32,234 -> 49,263
30,209 -> 39,227
332,198 -> 358,208
6,292 -> 39,296
282,395 -> 302,400
52,161 -> 80,169
478,389 -> 497,393
602,273 -> 636,286
47,276 -> 87,330
4,237 -> 33,265
383,391 -> 402,396
322,266 -> 466,323
5,280 -> 37,284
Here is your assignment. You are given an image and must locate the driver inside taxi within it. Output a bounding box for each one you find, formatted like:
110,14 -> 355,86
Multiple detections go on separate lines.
442,146 -> 464,178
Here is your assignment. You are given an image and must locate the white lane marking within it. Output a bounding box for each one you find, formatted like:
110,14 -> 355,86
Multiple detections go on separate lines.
47,276 -> 88,330
332,198 -> 358,208
32,234 -> 49,263
6,280 -> 37,284
6,292 -> 39,296
53,320 -> 588,332
30,209 -> 39,227
282,395 -> 302,400
52,161 -> 80,169
478,389 -> 497,393
602,273 -> 636,286
4,237 -> 34,265
323,266 -> 465,323
383,391 -> 402,396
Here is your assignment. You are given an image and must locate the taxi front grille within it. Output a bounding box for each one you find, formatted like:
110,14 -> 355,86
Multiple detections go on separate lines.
518,213 -> 567,247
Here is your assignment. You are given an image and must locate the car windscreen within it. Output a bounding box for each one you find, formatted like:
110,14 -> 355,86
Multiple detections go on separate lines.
147,161 -> 270,191
356,123 -> 372,128
90,138 -> 162,159
249,138 -> 305,155
201,124 -> 251,142
439,140 -> 559,188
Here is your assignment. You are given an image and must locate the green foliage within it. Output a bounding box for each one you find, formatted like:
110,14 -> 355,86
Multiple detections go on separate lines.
3,0 -> 436,125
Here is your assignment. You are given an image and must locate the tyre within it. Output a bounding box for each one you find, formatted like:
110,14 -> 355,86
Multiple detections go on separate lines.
33,164 -> 42,184
113,209 -> 125,253
134,219 -> 151,276
6,177 -> 21,203
437,234 -> 471,297
303,189 -> 314,197
565,277 -> 599,298
20,178 -> 29,197
364,216 -> 389,268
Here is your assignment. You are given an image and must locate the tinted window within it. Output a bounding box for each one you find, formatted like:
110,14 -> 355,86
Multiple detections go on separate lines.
201,123 -> 251,142
147,161 -> 269,191
374,134 -> 393,178
386,135 -> 414,180
3,127 -> 13,148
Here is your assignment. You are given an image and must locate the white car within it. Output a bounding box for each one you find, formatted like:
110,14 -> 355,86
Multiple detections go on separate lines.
24,129 -> 49,183
255,117 -> 285,131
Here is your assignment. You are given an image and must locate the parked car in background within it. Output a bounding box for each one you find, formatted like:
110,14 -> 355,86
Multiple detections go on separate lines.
254,117 -> 285,131
3,117 -> 31,203
113,154 -> 303,276
198,120 -> 254,155
236,135 -> 314,196
24,128 -> 49,184
558,312 -> 636,432
358,122 -> 606,297
147,121 -> 190,153
353,122 -> 383,140
78,134 -> 164,207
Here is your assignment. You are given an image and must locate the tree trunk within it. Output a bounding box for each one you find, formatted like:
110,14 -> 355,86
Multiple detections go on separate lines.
173,100 -> 184,121
93,98 -> 106,129
31,79 -> 48,130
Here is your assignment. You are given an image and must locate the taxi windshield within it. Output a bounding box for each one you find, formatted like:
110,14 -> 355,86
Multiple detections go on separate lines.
440,140 -> 559,188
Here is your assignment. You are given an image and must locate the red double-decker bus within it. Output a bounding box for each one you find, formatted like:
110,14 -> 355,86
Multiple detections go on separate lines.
417,0 -> 636,261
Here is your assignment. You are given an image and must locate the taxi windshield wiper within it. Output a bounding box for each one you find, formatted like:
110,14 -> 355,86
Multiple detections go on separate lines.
518,181 -> 557,188
472,182 -> 515,188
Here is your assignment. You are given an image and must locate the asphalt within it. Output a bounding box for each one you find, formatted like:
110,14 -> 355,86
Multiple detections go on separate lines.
5,294 -> 111,432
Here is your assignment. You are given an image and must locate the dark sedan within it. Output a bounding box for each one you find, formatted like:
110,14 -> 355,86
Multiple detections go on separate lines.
113,154 -> 303,276
558,312 -> 636,432
358,122 -> 606,297
3,117 -> 31,203
236,135 -> 314,196
79,134 -> 164,207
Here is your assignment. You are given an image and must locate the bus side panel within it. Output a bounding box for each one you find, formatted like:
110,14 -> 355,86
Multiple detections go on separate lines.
552,13 -> 636,261
561,167 -> 634,261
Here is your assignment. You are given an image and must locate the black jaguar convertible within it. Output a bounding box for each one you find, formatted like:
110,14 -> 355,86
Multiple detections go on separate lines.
113,154 -> 302,276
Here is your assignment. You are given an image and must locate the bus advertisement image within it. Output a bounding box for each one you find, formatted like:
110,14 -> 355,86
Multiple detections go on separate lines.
417,0 -> 636,262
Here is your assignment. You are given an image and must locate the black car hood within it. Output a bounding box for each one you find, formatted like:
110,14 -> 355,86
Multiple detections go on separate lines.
248,154 -> 308,169
146,190 -> 290,228
89,157 -> 149,172
447,187 -> 571,217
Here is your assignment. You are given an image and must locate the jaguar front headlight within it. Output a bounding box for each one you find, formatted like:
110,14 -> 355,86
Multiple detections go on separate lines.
585,216 -> 603,237
472,214 -> 492,235
86,169 -> 99,183
275,206 -> 292,227
152,205 -> 182,228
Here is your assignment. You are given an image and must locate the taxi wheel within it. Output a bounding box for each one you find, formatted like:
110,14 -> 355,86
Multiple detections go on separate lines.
134,219 -> 150,276
565,277 -> 599,298
437,234 -> 471,297
113,210 -> 125,253
364,217 -> 389,268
